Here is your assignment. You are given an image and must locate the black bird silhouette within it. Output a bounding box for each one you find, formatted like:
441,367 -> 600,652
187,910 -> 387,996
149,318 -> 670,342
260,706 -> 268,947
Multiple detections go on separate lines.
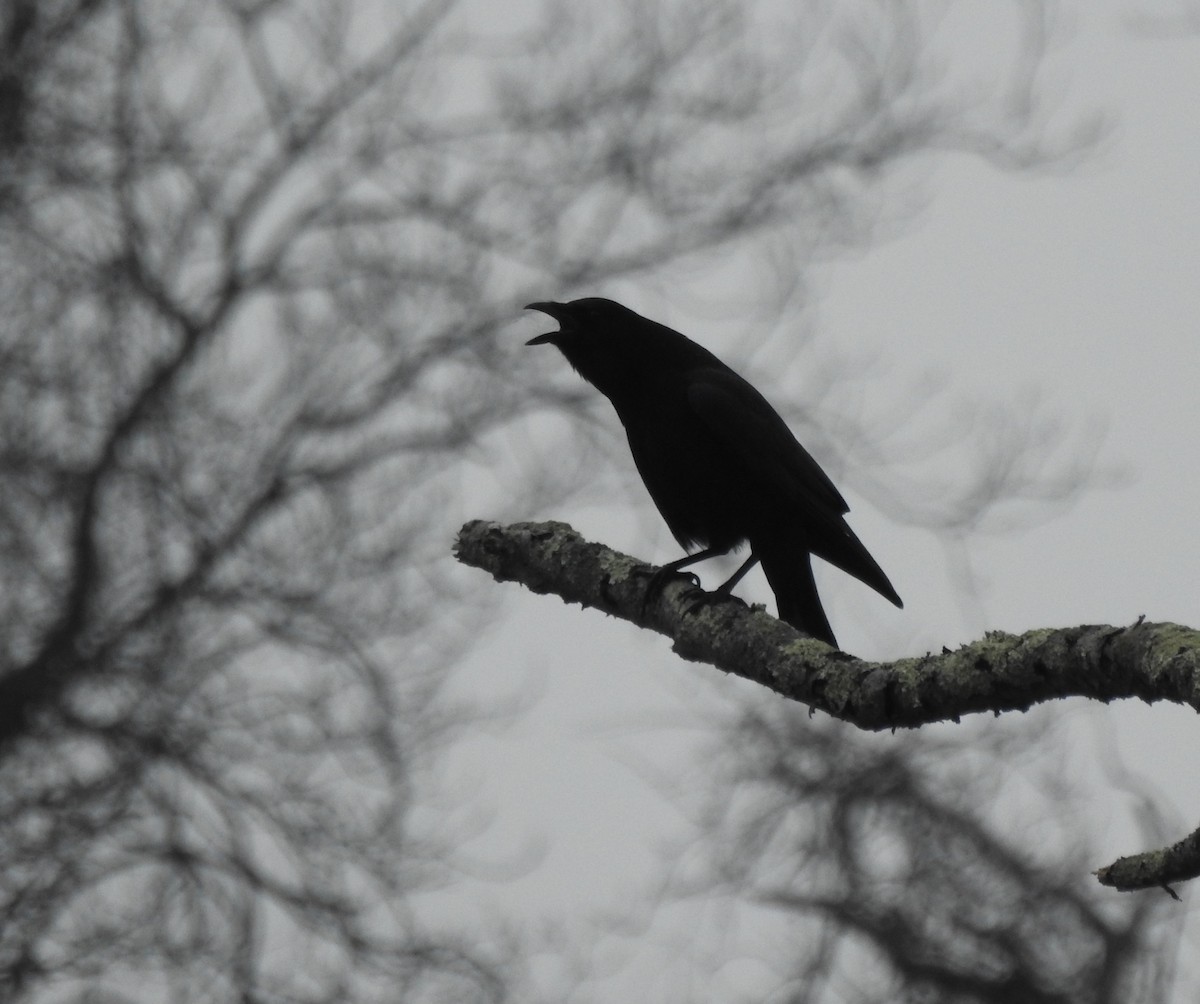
525,297 -> 901,647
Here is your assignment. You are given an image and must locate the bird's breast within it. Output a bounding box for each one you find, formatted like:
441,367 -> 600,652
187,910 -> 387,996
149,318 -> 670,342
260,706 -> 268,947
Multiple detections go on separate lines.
617,393 -> 753,552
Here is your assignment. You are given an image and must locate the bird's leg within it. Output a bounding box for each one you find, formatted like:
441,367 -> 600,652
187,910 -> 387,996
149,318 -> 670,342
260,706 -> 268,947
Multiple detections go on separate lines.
638,546 -> 726,623
681,552 -> 758,619
716,553 -> 759,593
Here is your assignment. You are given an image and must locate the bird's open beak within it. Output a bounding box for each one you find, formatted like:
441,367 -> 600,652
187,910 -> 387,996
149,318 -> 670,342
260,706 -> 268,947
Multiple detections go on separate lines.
525,302 -> 570,345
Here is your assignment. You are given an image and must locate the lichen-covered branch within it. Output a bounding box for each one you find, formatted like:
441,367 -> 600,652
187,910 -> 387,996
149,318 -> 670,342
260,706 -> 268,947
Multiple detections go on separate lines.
1095,829 -> 1200,899
454,518 -> 1200,893
454,519 -> 1200,727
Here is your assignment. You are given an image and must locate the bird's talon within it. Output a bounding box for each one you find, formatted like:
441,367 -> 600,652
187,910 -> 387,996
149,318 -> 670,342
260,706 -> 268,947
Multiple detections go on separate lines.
684,590 -> 746,619
638,568 -> 702,624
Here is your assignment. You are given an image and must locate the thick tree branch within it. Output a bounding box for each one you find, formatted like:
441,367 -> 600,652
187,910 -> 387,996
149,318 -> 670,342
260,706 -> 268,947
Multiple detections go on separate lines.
454,520 -> 1200,725
454,518 -> 1200,893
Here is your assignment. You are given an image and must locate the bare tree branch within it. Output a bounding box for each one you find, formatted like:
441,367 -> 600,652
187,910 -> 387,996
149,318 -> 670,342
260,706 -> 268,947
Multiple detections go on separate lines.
454,518 -> 1200,893
1096,830 -> 1200,898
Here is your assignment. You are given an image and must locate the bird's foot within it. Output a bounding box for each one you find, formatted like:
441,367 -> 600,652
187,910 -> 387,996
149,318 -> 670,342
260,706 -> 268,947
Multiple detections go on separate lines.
683,588 -> 748,620
636,565 -> 702,624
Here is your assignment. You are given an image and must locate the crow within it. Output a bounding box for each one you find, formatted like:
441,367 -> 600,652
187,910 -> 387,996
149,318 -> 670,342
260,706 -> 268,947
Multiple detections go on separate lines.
525,297 -> 901,647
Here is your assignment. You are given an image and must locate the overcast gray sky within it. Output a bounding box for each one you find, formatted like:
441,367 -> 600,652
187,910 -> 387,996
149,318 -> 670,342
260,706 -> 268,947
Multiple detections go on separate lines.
447,3 -> 1200,998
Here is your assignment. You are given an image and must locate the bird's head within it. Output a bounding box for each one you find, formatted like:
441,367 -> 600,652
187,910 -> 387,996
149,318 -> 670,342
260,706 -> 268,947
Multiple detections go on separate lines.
524,298 -> 632,347
524,298 -> 642,390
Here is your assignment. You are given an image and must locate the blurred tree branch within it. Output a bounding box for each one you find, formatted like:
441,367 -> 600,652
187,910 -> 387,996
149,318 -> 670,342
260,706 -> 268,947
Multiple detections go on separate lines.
658,707 -> 1177,1003
0,0 -> 1146,999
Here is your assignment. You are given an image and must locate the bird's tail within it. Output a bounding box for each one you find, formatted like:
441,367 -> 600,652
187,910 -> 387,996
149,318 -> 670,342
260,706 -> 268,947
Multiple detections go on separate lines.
812,518 -> 903,610
757,537 -> 837,648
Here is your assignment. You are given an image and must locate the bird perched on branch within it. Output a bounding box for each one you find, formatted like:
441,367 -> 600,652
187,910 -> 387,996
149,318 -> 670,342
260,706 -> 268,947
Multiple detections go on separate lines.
525,297 -> 901,648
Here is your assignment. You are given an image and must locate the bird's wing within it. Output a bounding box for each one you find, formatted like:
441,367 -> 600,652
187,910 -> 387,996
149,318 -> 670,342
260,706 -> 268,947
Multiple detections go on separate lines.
686,367 -> 849,518
688,366 -> 902,608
